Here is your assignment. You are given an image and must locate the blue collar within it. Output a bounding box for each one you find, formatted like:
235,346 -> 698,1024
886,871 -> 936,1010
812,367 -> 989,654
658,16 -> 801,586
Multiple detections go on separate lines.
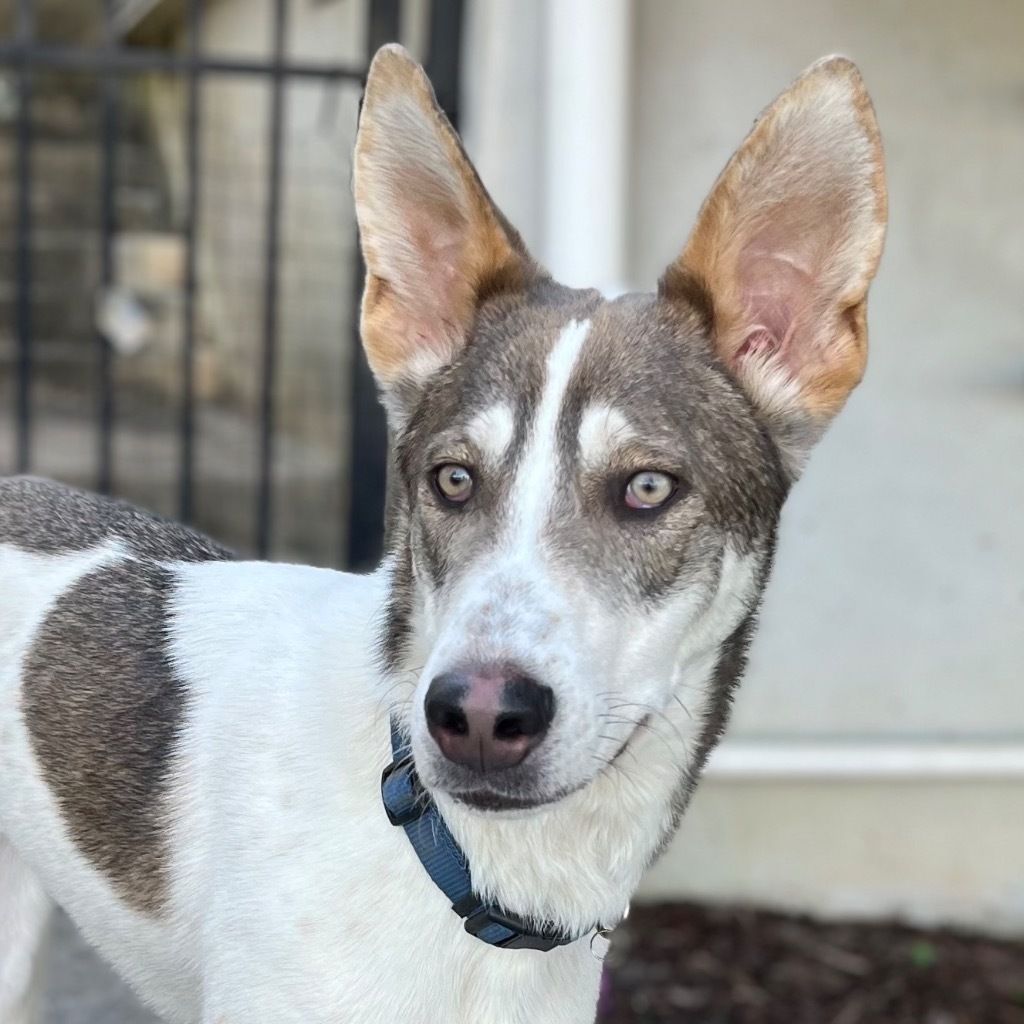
380,721 -> 585,951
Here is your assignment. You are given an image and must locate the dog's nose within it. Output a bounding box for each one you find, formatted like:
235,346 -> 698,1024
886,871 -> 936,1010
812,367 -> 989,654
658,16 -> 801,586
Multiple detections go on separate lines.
425,670 -> 555,772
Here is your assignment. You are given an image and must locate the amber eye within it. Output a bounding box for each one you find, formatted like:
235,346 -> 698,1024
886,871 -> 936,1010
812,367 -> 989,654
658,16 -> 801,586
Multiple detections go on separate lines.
434,464 -> 474,504
624,471 -> 676,510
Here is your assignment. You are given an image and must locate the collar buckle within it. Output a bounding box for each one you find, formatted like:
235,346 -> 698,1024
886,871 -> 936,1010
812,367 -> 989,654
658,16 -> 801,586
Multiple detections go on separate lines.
455,897 -> 576,952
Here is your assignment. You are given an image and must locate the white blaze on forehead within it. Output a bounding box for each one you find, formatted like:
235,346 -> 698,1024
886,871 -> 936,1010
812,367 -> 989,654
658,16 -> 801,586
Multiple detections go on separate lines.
578,405 -> 636,468
510,319 -> 592,543
466,403 -> 515,464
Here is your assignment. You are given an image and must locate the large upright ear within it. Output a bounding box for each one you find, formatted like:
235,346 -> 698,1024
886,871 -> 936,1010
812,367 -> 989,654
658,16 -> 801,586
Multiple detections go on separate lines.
353,45 -> 536,416
663,57 -> 887,476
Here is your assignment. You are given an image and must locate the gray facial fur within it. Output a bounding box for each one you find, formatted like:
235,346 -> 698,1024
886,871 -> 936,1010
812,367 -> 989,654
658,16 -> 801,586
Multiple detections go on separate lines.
380,280 -> 788,674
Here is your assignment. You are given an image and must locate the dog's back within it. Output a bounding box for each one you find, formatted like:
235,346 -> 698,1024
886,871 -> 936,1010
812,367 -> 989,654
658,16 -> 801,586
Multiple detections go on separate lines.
0,476 -> 235,883
0,476 -> 233,869
0,476 -> 233,565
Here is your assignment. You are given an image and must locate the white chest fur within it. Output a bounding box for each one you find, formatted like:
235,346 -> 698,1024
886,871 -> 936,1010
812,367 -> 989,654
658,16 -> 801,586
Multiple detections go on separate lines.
0,553 -> 602,1023
164,561 -> 604,1023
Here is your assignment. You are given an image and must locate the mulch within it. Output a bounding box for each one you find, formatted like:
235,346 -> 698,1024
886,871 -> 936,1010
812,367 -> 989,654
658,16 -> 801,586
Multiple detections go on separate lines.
597,903 -> 1024,1024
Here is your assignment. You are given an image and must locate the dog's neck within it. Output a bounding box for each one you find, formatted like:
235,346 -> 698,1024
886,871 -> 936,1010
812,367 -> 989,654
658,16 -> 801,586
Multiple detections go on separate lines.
435,712 -> 697,935
380,546 -> 756,936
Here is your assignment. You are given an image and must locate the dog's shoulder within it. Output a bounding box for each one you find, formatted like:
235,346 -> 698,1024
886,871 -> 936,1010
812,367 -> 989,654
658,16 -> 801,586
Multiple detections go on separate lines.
0,475 -> 233,563
0,477 -> 233,914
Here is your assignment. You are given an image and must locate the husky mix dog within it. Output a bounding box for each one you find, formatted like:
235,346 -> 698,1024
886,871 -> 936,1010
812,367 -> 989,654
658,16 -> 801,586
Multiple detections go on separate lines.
0,44 -> 886,1024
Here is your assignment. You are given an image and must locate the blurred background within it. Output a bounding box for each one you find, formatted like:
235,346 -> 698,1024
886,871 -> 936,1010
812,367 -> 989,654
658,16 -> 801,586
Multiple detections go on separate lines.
0,0 -> 1021,1021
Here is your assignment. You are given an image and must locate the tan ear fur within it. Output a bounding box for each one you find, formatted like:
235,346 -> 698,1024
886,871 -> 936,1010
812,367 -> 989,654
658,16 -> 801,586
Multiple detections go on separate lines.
354,45 -> 534,390
666,56 -> 887,468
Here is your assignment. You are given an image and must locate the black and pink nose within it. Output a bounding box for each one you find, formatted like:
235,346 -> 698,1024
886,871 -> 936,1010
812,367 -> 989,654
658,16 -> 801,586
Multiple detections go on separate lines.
425,670 -> 556,772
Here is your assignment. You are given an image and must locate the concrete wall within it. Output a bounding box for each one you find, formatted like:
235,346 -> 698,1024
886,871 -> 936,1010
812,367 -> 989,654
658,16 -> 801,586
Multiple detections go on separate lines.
463,0 -> 1024,932
161,0 -> 393,421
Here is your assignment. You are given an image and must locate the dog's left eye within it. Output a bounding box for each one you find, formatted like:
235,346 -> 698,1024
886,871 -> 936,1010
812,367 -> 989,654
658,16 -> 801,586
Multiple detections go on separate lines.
624,471 -> 676,510
433,464 -> 475,504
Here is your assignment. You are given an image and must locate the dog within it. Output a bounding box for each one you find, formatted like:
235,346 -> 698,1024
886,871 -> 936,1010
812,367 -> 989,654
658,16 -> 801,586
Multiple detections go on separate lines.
0,43 -> 886,1024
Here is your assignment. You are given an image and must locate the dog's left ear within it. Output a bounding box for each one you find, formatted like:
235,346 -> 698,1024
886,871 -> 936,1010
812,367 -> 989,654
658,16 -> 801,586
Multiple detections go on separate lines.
663,56 -> 887,475
353,45 -> 537,418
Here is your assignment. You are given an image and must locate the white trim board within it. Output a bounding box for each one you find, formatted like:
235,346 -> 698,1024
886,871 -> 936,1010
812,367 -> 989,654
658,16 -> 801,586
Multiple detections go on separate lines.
705,741 -> 1024,780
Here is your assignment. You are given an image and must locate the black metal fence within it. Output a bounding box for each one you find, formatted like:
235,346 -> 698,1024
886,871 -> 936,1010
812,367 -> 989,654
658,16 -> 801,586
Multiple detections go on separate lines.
0,0 -> 463,569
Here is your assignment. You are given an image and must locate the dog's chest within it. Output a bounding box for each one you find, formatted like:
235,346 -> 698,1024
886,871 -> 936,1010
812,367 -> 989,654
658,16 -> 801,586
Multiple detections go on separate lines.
0,534 -> 604,1022
173,752 -> 602,1023
206,900 -> 599,1023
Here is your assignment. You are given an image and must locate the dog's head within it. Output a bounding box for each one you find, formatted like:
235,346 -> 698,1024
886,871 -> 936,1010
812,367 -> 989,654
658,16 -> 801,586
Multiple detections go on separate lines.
354,46 -> 886,814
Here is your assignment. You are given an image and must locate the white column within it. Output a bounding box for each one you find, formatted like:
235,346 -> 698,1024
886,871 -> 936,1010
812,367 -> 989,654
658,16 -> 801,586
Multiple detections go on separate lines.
461,0 -> 547,252
542,0 -> 632,294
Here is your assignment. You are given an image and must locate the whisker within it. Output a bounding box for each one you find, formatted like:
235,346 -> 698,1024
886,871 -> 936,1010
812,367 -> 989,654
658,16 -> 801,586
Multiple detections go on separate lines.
672,693 -> 694,721
590,752 -> 636,786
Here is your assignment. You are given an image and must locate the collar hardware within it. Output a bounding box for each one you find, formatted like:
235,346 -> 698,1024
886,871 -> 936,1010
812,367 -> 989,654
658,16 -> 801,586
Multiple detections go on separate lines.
454,896 -> 576,951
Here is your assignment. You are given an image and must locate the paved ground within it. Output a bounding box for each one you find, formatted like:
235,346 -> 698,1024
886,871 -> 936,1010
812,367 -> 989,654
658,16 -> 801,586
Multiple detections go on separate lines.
42,913 -> 158,1024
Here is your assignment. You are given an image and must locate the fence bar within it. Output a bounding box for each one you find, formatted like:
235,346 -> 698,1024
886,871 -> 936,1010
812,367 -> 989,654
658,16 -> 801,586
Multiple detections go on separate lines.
12,0 -> 35,473
97,0 -> 120,494
179,0 -> 204,523
255,0 -> 289,559
343,0 -> 401,570
0,44 -> 364,82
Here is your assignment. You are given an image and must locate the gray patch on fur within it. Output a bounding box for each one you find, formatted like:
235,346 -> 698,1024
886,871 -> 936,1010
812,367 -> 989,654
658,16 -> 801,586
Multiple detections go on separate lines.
22,559 -> 191,915
0,476 -> 233,561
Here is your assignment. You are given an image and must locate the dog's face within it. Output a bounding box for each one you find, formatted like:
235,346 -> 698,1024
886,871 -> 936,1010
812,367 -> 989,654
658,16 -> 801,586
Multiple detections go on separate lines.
354,47 -> 886,813
388,292 -> 786,810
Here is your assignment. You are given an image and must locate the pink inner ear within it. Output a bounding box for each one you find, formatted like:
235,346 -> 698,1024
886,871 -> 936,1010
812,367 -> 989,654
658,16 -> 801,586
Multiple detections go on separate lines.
735,326 -> 779,362
404,212 -> 464,292
735,244 -> 817,370
392,214 -> 471,354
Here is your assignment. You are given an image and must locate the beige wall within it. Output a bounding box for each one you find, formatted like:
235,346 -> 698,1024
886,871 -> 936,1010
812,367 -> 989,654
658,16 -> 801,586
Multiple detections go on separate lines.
646,776 -> 1024,937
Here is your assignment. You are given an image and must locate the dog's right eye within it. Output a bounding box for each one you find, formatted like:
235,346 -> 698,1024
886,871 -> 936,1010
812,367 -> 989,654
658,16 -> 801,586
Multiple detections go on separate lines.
623,470 -> 678,511
433,464 -> 474,504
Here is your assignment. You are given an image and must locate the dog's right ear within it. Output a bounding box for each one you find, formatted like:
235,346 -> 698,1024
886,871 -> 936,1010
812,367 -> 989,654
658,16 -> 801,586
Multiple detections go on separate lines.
354,45 -> 535,417
663,57 -> 887,477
